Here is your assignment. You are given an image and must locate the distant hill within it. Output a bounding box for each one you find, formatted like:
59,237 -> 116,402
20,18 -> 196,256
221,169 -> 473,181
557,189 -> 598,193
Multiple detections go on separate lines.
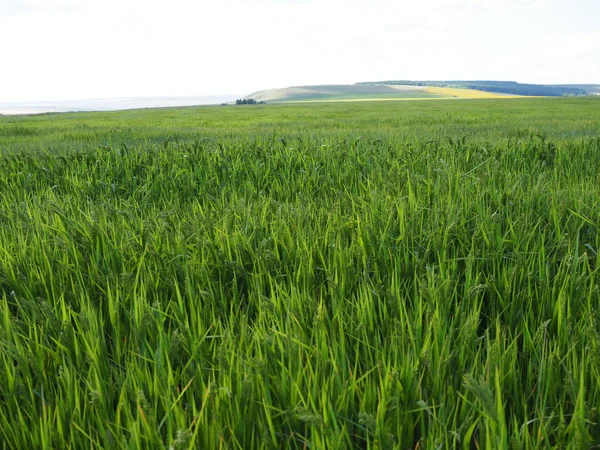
246,84 -> 447,103
246,83 -> 532,103
547,84 -> 600,95
357,80 -> 596,97
247,81 -> 600,104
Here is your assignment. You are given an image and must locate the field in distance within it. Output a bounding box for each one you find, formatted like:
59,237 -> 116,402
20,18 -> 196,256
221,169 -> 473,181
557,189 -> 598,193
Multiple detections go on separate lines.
248,80 -> 600,103
246,84 -> 522,103
0,98 -> 599,449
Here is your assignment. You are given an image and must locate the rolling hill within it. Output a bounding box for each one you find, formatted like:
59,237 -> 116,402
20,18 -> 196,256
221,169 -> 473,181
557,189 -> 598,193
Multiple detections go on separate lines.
548,84 -> 600,95
247,81 -> 600,104
358,80 -> 599,97
245,84 -> 516,103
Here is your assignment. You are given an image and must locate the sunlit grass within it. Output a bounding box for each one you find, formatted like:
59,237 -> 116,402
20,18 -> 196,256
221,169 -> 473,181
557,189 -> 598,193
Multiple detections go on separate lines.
0,98 -> 599,449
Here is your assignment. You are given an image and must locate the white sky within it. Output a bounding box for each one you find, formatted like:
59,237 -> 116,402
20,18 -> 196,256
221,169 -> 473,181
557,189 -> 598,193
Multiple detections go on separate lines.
1,0 -> 598,102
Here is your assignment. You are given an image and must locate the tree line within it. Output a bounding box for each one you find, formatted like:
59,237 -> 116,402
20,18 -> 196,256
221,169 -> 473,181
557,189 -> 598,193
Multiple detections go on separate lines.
356,80 -> 589,97
235,98 -> 266,105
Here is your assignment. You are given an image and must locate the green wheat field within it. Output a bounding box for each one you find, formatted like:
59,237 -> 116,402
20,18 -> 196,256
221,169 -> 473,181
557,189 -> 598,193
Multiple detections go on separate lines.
0,98 -> 599,449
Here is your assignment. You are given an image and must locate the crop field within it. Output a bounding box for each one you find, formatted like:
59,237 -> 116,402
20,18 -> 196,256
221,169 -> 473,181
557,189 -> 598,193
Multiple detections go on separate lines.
422,87 -> 523,99
0,98 -> 599,449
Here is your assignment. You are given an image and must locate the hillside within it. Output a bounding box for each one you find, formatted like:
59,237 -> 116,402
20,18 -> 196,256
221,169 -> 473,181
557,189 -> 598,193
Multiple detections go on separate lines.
245,84 -> 524,103
247,81 -> 598,104
246,84 -> 446,103
548,84 -> 600,95
358,80 -> 597,97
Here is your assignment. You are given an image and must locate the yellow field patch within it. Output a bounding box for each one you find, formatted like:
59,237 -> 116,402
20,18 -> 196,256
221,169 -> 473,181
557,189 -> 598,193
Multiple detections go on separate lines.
424,86 -> 525,98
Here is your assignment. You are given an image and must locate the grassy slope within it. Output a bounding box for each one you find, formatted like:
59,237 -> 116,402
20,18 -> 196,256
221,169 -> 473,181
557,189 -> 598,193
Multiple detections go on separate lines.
247,84 -> 526,103
0,98 -> 600,449
247,84 -> 447,102
359,81 -> 593,97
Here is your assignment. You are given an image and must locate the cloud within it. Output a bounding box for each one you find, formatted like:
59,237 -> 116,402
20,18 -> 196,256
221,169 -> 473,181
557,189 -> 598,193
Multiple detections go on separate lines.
431,0 -> 546,18
385,19 -> 432,33
0,0 -> 597,102
226,0 -> 312,4
349,36 -> 377,48
0,1 -> 78,18
0,1 -> 31,17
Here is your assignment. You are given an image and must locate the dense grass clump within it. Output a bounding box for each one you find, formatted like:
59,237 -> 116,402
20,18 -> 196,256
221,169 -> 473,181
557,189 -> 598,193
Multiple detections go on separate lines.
0,99 -> 599,449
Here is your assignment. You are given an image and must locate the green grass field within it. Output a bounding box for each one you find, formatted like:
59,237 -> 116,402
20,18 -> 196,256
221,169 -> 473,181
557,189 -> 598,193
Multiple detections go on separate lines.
1,98 -> 599,449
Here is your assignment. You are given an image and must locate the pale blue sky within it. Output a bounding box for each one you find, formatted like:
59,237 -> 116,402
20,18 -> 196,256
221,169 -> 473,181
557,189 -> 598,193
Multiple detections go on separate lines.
1,0 -> 598,102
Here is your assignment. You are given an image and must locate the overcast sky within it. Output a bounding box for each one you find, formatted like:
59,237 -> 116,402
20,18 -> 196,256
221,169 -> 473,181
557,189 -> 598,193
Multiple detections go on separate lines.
1,0 -> 598,102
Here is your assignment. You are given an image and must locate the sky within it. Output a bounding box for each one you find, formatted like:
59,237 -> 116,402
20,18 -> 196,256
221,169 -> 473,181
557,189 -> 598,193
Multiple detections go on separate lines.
0,0 -> 598,103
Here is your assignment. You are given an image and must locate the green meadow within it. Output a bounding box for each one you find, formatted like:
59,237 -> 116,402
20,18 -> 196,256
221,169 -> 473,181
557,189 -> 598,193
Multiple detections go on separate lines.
0,98 -> 599,449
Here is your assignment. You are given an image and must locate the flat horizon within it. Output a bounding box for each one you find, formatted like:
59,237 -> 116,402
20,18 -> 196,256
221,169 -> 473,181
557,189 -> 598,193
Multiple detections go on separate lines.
1,80 -> 598,115
3,79 -> 599,106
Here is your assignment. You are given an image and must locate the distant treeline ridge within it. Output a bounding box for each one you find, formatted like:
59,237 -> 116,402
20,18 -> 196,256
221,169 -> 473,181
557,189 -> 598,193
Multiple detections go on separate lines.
236,98 -> 266,105
356,80 -> 589,97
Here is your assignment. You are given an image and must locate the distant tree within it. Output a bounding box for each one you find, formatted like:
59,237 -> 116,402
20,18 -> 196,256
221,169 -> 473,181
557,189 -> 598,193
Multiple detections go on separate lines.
235,98 -> 265,105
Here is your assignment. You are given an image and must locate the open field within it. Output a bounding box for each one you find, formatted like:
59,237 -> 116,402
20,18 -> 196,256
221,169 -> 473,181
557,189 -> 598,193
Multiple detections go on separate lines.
423,86 -> 524,99
1,98 -> 600,448
247,83 -> 580,104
